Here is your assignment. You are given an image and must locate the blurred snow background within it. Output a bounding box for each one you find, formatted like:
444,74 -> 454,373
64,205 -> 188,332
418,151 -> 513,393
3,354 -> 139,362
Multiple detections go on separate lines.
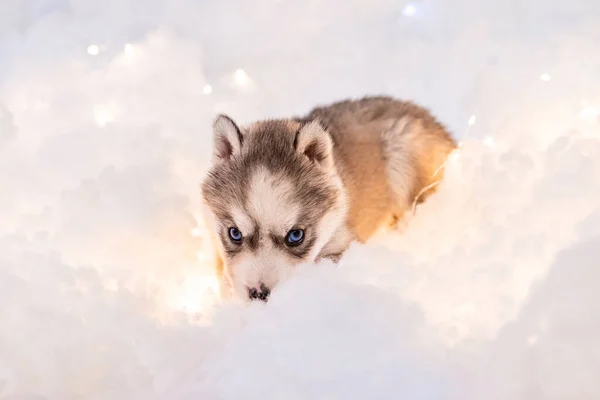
1,0 -> 600,398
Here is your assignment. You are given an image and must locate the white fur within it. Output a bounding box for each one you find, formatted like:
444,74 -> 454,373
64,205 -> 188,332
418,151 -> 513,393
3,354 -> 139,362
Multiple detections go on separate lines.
230,206 -> 255,236
382,117 -> 419,208
246,167 -> 299,233
226,168 -> 301,298
310,176 -> 350,261
231,247 -> 294,299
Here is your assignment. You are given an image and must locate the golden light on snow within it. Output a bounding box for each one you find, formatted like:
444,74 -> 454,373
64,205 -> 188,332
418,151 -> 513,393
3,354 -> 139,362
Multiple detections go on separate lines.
449,148 -> 461,163
539,73 -> 551,82
170,273 -> 220,315
468,115 -> 476,126
93,105 -> 116,127
87,45 -> 100,56
196,250 -> 209,262
203,84 -> 213,95
191,227 -> 203,237
162,225 -> 221,316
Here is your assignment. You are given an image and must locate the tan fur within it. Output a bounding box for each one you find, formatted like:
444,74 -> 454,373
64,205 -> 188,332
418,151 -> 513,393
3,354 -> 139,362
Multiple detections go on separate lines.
201,95 -> 457,301
304,97 -> 456,242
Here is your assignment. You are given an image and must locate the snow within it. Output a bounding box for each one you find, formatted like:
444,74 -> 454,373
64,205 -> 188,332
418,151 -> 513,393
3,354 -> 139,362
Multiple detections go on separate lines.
1,0 -> 600,398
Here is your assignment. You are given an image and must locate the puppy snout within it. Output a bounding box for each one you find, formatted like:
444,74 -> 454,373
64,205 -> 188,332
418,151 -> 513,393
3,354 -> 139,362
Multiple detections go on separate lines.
248,283 -> 271,302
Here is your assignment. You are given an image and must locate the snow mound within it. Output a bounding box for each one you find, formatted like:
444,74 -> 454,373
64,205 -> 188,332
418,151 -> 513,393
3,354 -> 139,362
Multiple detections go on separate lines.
1,0 -> 600,399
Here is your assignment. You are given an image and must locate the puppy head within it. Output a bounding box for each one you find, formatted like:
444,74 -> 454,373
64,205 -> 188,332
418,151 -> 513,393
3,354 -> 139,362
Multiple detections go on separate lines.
201,115 -> 347,301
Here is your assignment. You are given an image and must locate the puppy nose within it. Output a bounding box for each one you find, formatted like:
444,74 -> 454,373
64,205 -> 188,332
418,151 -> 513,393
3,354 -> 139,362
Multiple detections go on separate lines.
248,283 -> 271,302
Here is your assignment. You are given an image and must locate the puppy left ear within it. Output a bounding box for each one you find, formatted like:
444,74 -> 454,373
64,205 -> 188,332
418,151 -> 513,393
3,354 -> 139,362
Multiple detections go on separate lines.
212,114 -> 244,162
294,120 -> 334,170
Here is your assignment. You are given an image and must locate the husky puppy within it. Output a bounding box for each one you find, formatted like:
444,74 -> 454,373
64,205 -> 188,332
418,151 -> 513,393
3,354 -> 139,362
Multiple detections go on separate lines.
201,96 -> 456,301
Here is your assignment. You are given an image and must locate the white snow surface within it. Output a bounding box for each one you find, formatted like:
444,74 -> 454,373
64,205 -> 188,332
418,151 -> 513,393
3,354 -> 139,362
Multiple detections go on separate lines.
1,0 -> 600,399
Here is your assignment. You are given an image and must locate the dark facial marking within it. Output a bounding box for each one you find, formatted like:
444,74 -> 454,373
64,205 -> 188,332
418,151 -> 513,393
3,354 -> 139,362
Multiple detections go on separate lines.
245,231 -> 260,251
218,219 -> 262,258
269,231 -> 316,259
222,240 -> 244,258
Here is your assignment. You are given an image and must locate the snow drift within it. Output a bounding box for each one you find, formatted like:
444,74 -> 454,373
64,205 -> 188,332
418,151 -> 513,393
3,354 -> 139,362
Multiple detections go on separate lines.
1,0 -> 600,398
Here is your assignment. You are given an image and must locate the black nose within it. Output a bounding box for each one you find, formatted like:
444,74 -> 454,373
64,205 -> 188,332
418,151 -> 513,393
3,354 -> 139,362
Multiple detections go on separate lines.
248,283 -> 271,301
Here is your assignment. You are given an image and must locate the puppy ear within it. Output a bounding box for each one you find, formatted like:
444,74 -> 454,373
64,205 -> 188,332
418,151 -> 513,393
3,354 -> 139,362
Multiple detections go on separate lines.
212,114 -> 244,162
294,119 -> 334,170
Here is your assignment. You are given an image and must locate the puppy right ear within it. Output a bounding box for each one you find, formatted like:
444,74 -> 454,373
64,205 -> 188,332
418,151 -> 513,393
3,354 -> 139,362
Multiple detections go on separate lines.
294,119 -> 334,171
212,114 -> 243,162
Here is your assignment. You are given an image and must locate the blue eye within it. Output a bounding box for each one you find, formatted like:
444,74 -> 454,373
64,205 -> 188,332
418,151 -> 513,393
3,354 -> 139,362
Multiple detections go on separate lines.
228,227 -> 243,243
285,229 -> 305,246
